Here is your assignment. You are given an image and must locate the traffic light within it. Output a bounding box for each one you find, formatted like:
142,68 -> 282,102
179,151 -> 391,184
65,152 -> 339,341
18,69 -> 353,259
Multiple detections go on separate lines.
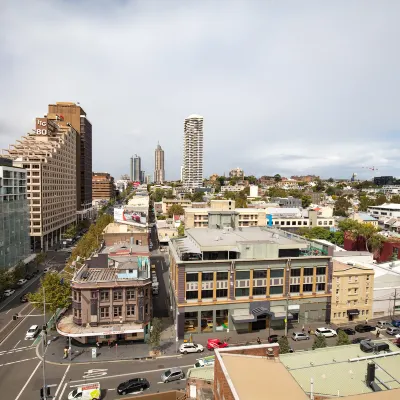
40,386 -> 50,399
12,314 -> 18,321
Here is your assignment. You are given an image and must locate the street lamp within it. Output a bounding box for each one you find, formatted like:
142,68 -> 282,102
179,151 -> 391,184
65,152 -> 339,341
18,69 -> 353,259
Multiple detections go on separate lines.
175,310 -> 180,353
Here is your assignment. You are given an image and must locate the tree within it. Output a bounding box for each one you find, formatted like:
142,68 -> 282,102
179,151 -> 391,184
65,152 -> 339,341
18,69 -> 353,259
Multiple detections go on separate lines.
336,330 -> 351,346
301,195 -> 312,208
168,204 -> 184,218
28,273 -> 72,314
313,179 -> 325,192
278,336 -> 291,354
327,178 -> 334,183
147,318 -> 162,349
35,252 -> 47,267
217,176 -> 226,186
375,194 -> 387,206
332,231 -> 344,246
390,195 -> 400,204
274,174 -> 282,182
288,189 -> 303,199
368,234 -> 385,255
298,227 -> 333,241
64,224 -> 77,239
152,188 -> 164,202
177,224 -> 185,237
333,196 -> 352,217
191,192 -> 205,202
164,189 -> 175,199
235,197 -> 247,208
312,335 -> 327,350
325,186 -> 336,196
359,224 -> 378,252
358,195 -> 375,212
244,175 -> 257,185
267,187 -> 287,198
224,191 -> 236,200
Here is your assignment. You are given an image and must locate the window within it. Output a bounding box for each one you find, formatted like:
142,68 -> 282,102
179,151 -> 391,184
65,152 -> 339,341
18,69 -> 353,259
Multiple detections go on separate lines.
366,310 -> 369,315
127,289 -> 135,300
202,272 -> 214,281
235,288 -> 250,297
145,303 -> 149,314
186,273 -> 198,282
217,272 -> 228,280
126,305 -> 135,316
145,289 -> 148,297
336,289 -> 339,294
100,291 -> 109,301
334,313 -> 337,318
290,269 -> 301,277
365,299 -> 368,304
73,291 -> 81,301
253,270 -> 267,279
186,291 -> 198,300
316,283 -> 325,291
236,271 -> 250,280
270,286 -> 283,295
113,291 -> 123,301
366,275 -> 370,281
290,285 -> 300,293
361,310 -> 365,315
202,290 -> 213,299
113,306 -> 122,317
253,287 -> 267,296
100,307 -> 109,318
270,269 -> 284,278
73,308 -> 81,318
303,268 -> 314,276
316,267 -> 326,275
303,284 -> 312,292
216,289 -> 228,298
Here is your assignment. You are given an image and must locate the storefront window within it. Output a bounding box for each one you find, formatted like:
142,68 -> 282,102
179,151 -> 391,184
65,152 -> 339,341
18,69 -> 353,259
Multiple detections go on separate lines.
201,310 -> 213,332
184,311 -> 198,333
216,310 -> 228,332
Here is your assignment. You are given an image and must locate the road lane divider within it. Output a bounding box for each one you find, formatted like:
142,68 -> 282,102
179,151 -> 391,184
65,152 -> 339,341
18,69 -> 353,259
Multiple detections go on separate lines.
0,357 -> 38,367
54,364 -> 70,400
0,306 -> 35,345
14,360 -> 42,400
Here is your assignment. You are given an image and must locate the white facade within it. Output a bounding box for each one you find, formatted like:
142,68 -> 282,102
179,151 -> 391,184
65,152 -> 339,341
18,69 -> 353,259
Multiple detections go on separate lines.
221,185 -> 245,193
367,203 -> 400,219
249,185 -> 258,198
182,115 -> 203,188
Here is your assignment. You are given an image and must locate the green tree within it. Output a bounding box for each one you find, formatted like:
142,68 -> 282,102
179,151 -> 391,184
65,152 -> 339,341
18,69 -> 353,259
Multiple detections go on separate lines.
390,195 -> 400,204
298,227 -> 333,241
224,191 -> 236,200
336,330 -> 351,346
217,176 -> 226,186
278,336 -> 291,354
327,178 -> 334,183
28,273 -> 72,314
177,224 -> 185,237
191,192 -> 205,202
313,179 -> 325,192
268,187 -> 287,198
375,194 -> 387,206
164,189 -> 175,199
288,189 -> 303,199
367,234 -> 385,255
325,186 -> 336,196
147,318 -> 162,349
301,195 -> 312,208
333,196 -> 352,217
168,204 -> 185,218
274,174 -> 282,182
152,188 -> 164,202
358,195 -> 375,212
64,224 -> 77,239
312,335 -> 327,350
235,197 -> 247,208
332,231 -> 344,246
244,175 -> 257,185
35,252 -> 47,267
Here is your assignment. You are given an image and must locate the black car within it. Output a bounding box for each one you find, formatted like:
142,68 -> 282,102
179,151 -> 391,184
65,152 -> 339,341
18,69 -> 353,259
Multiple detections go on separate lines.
268,335 -> 279,343
20,293 -> 29,303
351,337 -> 369,344
337,327 -> 356,335
355,324 -> 376,333
117,378 -> 150,395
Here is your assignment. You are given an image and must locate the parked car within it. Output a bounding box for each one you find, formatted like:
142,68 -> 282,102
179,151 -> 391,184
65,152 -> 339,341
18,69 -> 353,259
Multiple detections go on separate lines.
336,327 -> 356,335
355,324 -> 376,333
43,267 -> 53,273
386,326 -> 400,336
351,337 -> 369,344
292,332 -> 310,341
179,343 -> 204,354
376,321 -> 393,330
4,289 -> 15,297
268,335 -> 279,343
207,338 -> 229,350
161,367 -> 184,383
315,328 -> 337,338
17,279 -> 27,286
117,378 -> 150,395
392,320 -> 400,328
25,273 -> 33,280
20,293 -> 29,303
26,325 -> 40,339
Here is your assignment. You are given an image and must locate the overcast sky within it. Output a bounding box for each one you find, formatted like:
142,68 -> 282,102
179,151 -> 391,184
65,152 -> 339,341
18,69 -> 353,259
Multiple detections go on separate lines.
1,0 -> 400,181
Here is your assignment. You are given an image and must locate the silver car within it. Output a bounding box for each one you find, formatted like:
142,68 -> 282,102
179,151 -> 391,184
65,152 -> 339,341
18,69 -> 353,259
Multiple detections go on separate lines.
292,332 -> 310,341
161,367 -> 184,383
386,326 -> 400,336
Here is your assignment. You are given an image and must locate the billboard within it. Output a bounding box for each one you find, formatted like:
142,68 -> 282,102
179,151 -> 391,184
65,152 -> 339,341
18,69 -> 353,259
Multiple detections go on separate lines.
114,208 -> 147,226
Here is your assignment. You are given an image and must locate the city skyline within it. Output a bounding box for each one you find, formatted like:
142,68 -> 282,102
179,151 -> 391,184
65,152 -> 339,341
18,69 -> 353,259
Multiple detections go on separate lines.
1,1 -> 400,181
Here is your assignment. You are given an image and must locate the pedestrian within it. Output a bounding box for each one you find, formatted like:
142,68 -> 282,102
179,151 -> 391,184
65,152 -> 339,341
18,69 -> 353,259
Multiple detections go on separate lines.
366,318 -> 368,325
302,325 -> 305,333
376,329 -> 380,338
63,346 -> 68,359
308,327 -> 311,335
257,337 -> 261,344
108,339 -> 111,348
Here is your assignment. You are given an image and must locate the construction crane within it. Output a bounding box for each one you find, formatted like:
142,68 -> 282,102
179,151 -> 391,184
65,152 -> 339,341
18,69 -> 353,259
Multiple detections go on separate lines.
362,166 -> 380,181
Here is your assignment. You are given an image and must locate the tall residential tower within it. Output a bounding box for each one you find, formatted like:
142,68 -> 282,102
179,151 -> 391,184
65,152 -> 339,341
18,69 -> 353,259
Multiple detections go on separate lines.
133,155 -> 141,182
154,142 -> 165,184
183,114 -> 203,188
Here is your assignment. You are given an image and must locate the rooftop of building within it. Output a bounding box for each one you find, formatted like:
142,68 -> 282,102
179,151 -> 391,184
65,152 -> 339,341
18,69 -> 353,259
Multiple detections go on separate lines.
101,243 -> 149,255
357,212 -> 379,222
103,222 -> 147,234
368,203 -> 400,210
186,366 -> 214,381
333,259 -> 375,273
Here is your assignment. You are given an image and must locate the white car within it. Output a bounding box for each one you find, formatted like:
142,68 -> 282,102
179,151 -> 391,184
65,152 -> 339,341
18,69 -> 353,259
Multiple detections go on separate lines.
4,289 -> 15,297
43,267 -> 53,273
179,343 -> 204,354
26,325 -> 40,339
17,279 -> 27,286
315,327 -> 337,338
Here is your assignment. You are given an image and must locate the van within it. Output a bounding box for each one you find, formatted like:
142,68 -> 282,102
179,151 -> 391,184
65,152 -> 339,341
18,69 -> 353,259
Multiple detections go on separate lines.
68,382 -> 101,400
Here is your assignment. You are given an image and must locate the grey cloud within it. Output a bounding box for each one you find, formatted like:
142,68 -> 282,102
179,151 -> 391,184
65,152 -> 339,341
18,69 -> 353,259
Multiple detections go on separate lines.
1,0 -> 400,180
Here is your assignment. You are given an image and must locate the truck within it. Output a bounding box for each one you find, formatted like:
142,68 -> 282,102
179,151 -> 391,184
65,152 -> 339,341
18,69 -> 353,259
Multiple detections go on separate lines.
194,355 -> 215,368
152,281 -> 159,295
68,382 -> 101,400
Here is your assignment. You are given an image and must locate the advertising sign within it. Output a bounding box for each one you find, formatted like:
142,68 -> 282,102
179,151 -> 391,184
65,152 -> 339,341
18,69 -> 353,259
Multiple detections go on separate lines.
35,118 -> 48,135
114,208 -> 147,226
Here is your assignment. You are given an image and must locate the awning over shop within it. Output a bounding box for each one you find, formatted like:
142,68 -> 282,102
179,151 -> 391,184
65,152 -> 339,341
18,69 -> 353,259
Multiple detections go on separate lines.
288,305 -> 300,312
231,314 -> 256,323
272,312 -> 293,320
347,309 -> 360,316
251,307 -> 273,318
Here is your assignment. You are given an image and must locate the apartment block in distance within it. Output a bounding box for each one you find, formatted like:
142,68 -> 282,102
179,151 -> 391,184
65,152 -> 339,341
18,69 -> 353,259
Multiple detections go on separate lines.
169,227 -> 333,338
57,245 -> 152,344
92,172 -> 115,201
2,116 -> 77,251
330,259 -> 374,324
0,157 -> 31,269
48,102 -> 93,220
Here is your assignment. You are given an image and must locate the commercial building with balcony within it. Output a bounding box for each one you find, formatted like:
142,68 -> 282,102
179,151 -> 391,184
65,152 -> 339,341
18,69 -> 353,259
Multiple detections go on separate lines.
57,248 -> 152,344
2,116 -> 77,251
330,260 -> 374,324
168,227 -> 333,338
0,158 -> 31,269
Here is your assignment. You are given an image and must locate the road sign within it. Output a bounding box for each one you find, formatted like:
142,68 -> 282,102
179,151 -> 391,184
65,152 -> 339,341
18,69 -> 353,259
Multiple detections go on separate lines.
91,348 -> 97,359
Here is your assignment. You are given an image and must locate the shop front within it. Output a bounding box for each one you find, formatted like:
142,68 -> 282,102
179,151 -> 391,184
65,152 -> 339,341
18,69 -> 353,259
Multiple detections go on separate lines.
183,308 -> 229,336
347,309 -> 360,321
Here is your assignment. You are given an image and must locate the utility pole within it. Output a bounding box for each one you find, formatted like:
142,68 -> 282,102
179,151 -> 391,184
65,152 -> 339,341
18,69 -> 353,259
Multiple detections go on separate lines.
394,289 -> 398,317
285,294 -> 289,337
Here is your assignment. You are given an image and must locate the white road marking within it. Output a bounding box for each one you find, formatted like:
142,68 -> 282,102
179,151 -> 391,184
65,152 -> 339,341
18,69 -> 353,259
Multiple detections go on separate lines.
14,360 -> 42,400
6,309 -> 12,315
13,340 -> 21,349
0,357 -> 37,367
70,364 -> 193,384
83,368 -> 108,379
0,307 -> 35,344
0,346 -> 35,355
58,382 -> 68,400
54,364 -> 70,400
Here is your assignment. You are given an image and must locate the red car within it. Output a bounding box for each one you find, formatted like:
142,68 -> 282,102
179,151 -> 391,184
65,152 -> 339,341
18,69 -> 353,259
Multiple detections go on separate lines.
207,338 -> 229,350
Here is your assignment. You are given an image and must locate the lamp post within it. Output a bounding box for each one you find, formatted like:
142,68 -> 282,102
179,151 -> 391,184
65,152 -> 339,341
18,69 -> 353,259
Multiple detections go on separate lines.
175,310 -> 180,353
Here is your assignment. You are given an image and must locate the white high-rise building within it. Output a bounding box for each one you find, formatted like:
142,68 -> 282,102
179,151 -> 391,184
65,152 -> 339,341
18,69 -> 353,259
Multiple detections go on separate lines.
183,114 -> 203,188
154,142 -> 165,184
